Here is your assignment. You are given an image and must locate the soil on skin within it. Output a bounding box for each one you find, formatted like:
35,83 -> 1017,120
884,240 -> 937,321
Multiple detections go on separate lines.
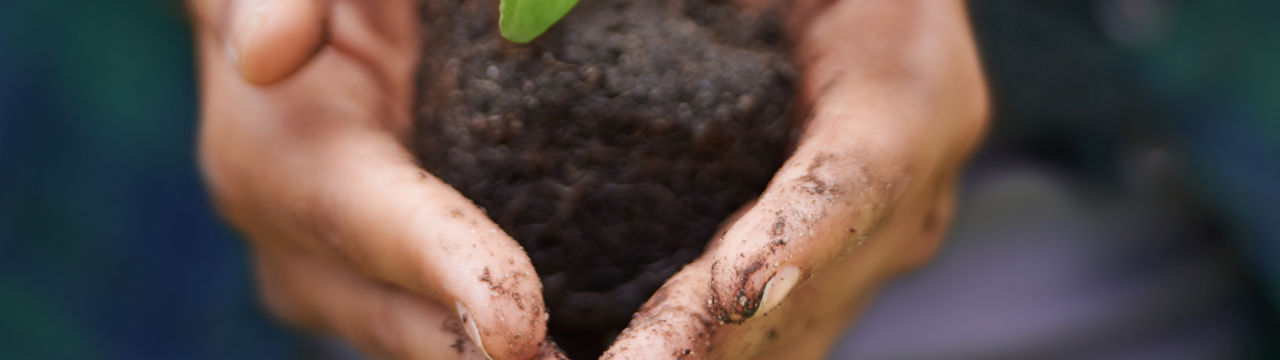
415,0 -> 794,357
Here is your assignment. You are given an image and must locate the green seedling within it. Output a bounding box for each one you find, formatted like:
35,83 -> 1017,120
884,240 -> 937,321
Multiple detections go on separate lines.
499,0 -> 580,43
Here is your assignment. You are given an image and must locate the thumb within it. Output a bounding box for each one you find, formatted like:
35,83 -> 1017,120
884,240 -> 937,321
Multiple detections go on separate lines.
701,147 -> 902,324
291,129 -> 557,360
228,0 -> 329,85
603,145 -> 906,359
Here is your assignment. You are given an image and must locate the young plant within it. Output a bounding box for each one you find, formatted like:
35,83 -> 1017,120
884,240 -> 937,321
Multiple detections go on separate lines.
499,0 -> 581,43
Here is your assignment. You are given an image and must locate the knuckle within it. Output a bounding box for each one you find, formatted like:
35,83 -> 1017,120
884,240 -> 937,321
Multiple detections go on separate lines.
197,145 -> 240,214
968,88 -> 992,134
895,229 -> 945,274
293,187 -> 349,254
196,129 -> 269,235
894,187 -> 955,273
956,68 -> 992,153
784,150 -> 907,233
254,264 -> 316,330
961,89 -> 991,150
365,297 -> 412,359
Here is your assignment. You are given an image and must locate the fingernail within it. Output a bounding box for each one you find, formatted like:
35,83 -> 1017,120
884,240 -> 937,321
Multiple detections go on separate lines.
229,0 -> 271,72
223,38 -> 240,70
757,265 -> 800,316
456,302 -> 493,360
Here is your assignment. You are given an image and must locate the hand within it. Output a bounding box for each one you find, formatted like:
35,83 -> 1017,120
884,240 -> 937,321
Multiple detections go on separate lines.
189,1 -> 560,358
602,1 -> 989,359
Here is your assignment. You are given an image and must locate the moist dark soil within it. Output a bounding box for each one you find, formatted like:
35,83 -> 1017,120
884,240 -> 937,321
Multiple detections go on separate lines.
415,0 -> 794,357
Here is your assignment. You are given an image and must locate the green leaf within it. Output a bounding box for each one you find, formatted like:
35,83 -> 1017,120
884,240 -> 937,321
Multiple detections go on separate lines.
499,0 -> 580,43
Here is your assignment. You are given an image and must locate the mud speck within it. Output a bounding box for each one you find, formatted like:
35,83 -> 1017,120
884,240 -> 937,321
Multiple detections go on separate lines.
479,267 -> 494,288
796,153 -> 843,196
442,317 -> 472,355
796,174 -> 828,195
770,216 -> 786,236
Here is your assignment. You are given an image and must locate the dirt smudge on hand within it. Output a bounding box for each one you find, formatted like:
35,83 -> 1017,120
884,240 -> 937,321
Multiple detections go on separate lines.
441,316 -> 477,356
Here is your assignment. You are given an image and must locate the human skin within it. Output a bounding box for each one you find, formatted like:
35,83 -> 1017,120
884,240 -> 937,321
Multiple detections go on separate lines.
190,0 -> 550,359
602,1 -> 988,358
189,0 -> 987,359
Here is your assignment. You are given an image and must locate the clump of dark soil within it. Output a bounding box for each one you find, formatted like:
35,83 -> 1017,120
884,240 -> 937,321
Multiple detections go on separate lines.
415,0 -> 794,357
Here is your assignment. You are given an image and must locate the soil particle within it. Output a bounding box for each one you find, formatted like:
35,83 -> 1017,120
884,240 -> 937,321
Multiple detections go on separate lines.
416,0 -> 793,357
450,338 -> 466,354
796,153 -> 843,196
479,267 -> 493,287
770,215 -> 786,237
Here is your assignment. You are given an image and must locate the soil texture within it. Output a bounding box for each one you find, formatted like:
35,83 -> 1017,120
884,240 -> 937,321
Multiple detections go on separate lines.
415,0 -> 794,357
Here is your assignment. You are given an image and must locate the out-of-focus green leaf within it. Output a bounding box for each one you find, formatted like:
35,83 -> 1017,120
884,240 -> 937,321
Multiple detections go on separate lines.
499,0 -> 580,43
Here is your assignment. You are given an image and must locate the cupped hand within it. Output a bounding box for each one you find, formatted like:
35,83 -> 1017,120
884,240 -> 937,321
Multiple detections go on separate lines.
189,0 -> 561,358
602,1 -> 989,359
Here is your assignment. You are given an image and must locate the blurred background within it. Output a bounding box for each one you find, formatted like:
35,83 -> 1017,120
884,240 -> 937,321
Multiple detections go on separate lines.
0,0 -> 1275,359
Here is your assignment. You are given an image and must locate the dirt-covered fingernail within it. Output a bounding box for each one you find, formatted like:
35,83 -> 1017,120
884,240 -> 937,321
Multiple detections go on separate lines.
757,265 -> 800,317
456,302 -> 493,360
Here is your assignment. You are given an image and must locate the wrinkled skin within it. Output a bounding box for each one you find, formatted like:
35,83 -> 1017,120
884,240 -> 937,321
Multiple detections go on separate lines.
189,0 -> 987,359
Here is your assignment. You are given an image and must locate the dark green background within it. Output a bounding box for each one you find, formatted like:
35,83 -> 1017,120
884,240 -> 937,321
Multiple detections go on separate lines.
0,1 -> 302,358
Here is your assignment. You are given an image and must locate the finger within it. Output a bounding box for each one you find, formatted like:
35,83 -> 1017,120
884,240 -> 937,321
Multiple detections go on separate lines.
687,0 -> 987,317
604,148 -> 959,359
284,129 -> 551,360
601,145 -> 910,359
605,1 -> 986,357
255,248 -> 490,360
228,0 -> 330,85
701,142 -> 911,324
600,261 -> 719,360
